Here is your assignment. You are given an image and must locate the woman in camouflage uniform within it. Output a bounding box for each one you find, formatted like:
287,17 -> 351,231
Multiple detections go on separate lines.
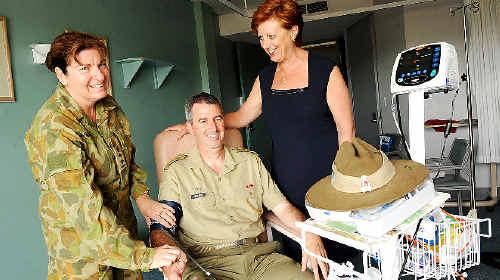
25,31 -> 186,279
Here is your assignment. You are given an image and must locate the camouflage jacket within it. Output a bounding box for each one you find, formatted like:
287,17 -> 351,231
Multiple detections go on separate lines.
25,85 -> 153,279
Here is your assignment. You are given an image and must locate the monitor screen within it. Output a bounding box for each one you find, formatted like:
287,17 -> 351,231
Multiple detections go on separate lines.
395,44 -> 441,86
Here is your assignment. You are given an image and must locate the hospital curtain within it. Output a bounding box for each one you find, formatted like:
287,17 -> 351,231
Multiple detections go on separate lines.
465,0 -> 500,163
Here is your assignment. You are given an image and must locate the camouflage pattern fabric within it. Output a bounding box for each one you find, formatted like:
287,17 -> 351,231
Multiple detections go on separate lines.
25,85 -> 154,279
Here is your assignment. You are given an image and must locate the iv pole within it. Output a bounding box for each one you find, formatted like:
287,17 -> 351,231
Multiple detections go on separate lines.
450,1 -> 480,213
462,2 -> 477,212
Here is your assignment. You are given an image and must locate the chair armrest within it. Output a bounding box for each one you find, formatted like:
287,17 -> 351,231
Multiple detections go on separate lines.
264,212 -> 302,244
430,165 -> 462,171
426,158 -> 462,172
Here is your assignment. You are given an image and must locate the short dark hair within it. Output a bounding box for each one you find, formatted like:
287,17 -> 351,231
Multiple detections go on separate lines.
184,92 -> 223,122
45,31 -> 107,74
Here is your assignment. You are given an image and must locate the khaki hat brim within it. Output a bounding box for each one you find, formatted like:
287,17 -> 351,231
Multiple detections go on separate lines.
305,160 -> 429,211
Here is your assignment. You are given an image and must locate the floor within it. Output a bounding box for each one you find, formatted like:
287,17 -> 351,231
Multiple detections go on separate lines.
456,207 -> 500,280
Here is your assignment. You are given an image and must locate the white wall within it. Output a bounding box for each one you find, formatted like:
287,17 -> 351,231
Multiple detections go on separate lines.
403,0 -> 497,190
373,0 -> 497,190
404,0 -> 468,157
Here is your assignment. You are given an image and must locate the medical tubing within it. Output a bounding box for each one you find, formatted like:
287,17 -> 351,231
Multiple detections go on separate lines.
398,218 -> 424,278
150,228 -> 216,280
434,91 -> 459,179
149,200 -> 215,279
391,93 -> 411,159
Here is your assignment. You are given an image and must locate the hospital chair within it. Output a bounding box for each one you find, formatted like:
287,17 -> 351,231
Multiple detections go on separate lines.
153,128 -> 300,244
426,138 -> 471,215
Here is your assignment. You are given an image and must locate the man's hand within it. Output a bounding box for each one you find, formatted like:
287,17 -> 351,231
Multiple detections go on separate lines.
136,194 -> 176,227
150,245 -> 186,269
272,201 -> 329,279
302,233 -> 329,280
162,259 -> 187,280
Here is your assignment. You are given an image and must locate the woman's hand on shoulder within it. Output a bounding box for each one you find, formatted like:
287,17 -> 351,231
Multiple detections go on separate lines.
163,123 -> 189,139
225,77 -> 263,129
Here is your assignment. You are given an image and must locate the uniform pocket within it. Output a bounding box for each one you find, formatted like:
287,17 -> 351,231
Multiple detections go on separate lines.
233,185 -> 261,211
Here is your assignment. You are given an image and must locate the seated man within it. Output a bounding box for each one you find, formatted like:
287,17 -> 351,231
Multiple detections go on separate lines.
151,93 -> 329,280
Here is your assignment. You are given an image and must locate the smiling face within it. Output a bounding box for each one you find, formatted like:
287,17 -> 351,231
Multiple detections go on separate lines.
257,17 -> 298,63
55,48 -> 109,107
187,103 -> 225,151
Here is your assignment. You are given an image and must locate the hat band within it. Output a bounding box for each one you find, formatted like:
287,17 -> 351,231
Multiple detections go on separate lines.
331,152 -> 396,193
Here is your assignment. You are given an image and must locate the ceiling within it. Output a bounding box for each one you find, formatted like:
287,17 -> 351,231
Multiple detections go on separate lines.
225,12 -> 368,44
201,0 -> 263,15
203,0 -> 438,44
201,0 -> 407,15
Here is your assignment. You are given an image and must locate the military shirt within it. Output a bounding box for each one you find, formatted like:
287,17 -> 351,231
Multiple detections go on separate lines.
25,85 -> 153,279
159,146 -> 286,245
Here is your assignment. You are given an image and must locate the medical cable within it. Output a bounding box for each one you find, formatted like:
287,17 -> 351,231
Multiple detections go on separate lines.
398,218 -> 424,278
433,90 -> 459,179
391,92 -> 412,160
150,229 -> 217,280
391,88 -> 459,162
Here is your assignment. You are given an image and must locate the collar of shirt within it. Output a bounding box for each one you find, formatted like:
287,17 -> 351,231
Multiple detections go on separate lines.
53,84 -> 119,127
186,146 -> 242,175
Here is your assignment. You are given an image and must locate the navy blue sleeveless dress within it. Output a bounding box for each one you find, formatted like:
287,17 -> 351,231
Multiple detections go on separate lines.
260,52 -> 360,265
259,52 -> 339,213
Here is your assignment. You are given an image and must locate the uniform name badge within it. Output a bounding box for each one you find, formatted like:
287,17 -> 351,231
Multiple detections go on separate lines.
191,192 -> 206,200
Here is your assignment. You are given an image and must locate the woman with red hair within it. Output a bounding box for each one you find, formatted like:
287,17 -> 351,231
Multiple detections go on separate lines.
225,0 -> 357,269
229,0 -> 354,213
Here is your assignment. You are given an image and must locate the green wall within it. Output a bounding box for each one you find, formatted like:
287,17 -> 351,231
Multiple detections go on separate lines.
233,42 -> 273,168
0,0 -> 201,278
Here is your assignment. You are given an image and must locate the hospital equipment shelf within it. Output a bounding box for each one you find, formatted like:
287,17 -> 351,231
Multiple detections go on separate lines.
115,57 -> 174,89
296,193 -> 450,280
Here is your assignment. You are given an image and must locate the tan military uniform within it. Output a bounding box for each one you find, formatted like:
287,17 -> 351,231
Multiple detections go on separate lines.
159,146 -> 313,280
25,85 -> 154,280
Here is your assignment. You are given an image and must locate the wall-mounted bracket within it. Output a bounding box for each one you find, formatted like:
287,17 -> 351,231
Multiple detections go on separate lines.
116,57 -> 175,89
29,44 -> 51,64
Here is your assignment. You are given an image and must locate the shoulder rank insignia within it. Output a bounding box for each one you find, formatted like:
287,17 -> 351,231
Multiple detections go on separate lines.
232,147 -> 250,153
163,153 -> 188,171
231,146 -> 259,157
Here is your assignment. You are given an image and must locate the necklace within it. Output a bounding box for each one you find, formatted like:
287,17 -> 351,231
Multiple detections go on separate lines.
277,66 -> 289,86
